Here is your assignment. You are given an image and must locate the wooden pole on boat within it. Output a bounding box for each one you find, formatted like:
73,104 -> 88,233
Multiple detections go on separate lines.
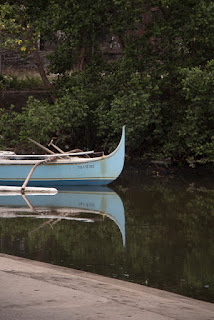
48,139 -> 70,159
48,139 -> 90,157
27,137 -> 55,154
48,139 -> 64,153
21,160 -> 46,194
21,157 -> 57,194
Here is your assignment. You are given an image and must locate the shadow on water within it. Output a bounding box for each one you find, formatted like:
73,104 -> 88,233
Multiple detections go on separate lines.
0,170 -> 213,303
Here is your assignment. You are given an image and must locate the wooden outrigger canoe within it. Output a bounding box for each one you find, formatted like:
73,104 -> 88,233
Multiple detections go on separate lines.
0,127 -> 125,187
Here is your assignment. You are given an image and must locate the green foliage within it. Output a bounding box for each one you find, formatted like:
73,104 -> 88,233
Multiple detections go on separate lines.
0,74 -> 43,91
96,72 -> 163,153
0,106 -> 21,149
0,94 -> 89,151
0,3 -> 40,54
177,61 -> 214,164
48,0 -> 142,73
54,66 -> 165,153
0,60 -> 213,164
142,0 -> 214,70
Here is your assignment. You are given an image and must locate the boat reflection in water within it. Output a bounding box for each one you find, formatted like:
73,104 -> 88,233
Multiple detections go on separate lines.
0,186 -> 125,246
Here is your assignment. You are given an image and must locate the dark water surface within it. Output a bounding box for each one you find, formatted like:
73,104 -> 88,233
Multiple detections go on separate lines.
0,168 -> 213,303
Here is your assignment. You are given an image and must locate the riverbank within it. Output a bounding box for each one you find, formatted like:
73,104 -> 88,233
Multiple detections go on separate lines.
0,254 -> 213,320
120,159 -> 214,185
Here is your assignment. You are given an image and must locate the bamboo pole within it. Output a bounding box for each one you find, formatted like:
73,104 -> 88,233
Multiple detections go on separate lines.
27,137 -> 55,154
48,139 -> 64,153
48,139 -> 70,159
29,137 -> 91,158
21,160 -> 45,194
22,137 -> 93,193
21,157 -> 57,194
48,139 -> 91,158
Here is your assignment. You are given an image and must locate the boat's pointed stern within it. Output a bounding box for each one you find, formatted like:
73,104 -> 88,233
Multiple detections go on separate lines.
110,126 -> 125,156
103,126 -> 125,183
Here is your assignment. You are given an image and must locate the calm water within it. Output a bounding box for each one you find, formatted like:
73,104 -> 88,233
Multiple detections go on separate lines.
0,168 -> 213,303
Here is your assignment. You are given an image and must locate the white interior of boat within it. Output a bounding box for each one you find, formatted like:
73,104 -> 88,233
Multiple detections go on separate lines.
0,150 -> 94,158
0,150 -> 104,164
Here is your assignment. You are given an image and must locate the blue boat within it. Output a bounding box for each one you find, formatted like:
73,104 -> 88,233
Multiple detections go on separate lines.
0,127 -> 125,187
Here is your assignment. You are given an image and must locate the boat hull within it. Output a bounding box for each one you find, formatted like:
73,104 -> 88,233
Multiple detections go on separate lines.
0,178 -> 115,187
0,127 -> 125,187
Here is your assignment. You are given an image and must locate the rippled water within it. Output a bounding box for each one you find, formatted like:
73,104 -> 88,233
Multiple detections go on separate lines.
0,168 -> 213,302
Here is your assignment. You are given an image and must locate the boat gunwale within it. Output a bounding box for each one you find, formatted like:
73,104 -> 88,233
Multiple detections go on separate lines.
0,156 -> 103,165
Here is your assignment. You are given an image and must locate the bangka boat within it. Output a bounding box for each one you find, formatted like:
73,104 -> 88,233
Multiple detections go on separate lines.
0,127 -> 125,187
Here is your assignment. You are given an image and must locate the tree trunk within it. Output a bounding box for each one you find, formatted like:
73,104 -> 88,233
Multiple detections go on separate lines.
0,52 -> 2,76
33,46 -> 54,92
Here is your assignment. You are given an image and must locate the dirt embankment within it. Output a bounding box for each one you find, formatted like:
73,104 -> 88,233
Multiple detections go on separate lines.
0,90 -> 52,111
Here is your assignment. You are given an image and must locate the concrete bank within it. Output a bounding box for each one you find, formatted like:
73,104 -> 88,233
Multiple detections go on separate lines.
0,254 -> 213,320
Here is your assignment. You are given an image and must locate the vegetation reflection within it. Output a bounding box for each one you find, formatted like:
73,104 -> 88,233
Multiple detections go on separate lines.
0,178 -> 213,302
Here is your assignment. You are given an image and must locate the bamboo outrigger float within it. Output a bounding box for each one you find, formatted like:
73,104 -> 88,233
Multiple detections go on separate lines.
0,186 -> 58,195
0,127 -> 125,189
